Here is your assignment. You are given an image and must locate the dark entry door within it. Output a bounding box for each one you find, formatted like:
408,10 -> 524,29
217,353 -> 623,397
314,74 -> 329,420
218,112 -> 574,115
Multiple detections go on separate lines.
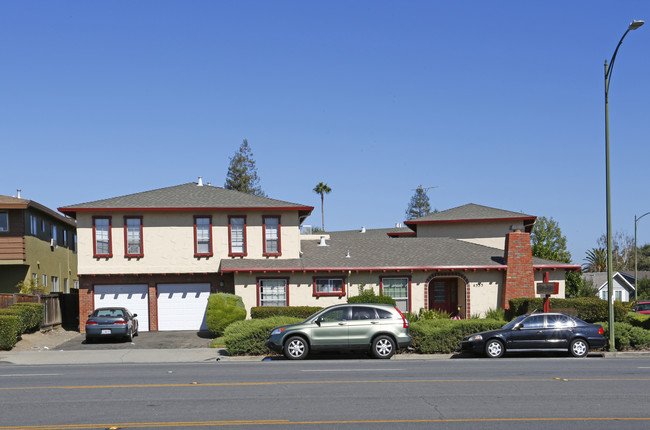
429,279 -> 458,314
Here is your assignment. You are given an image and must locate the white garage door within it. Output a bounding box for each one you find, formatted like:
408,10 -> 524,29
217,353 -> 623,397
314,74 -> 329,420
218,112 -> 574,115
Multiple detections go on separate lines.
94,284 -> 150,332
157,283 -> 210,331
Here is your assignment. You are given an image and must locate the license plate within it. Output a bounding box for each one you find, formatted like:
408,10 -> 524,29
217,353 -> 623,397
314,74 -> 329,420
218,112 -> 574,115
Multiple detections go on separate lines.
101,329 -> 111,335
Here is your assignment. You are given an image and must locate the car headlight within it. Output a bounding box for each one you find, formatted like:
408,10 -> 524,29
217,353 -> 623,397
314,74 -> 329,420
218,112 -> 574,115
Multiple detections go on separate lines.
468,334 -> 483,342
270,327 -> 286,336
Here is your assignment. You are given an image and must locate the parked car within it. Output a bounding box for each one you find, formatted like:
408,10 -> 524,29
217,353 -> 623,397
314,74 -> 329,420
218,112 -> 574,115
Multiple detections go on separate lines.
85,307 -> 139,343
634,300 -> 650,315
265,303 -> 412,360
460,312 -> 606,358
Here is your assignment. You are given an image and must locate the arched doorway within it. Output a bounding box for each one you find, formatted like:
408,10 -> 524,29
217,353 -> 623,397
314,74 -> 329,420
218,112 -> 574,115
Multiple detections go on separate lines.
426,272 -> 468,317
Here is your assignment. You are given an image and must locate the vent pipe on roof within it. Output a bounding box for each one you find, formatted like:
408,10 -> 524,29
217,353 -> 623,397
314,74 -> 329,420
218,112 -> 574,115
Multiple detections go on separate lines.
198,177 -> 203,186
346,250 -> 351,258
318,236 -> 328,246
361,226 -> 366,233
17,189 -> 21,199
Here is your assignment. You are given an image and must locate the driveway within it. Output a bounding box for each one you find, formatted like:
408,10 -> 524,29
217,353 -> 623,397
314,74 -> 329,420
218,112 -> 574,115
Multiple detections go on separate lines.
56,330 -> 213,350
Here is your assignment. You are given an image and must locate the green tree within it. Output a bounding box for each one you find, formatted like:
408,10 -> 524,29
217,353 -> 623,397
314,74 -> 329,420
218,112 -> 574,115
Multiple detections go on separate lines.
635,244 -> 650,271
583,248 -> 607,272
531,216 -> 571,263
313,182 -> 331,232
637,276 -> 650,300
224,139 -> 265,196
405,185 -> 432,220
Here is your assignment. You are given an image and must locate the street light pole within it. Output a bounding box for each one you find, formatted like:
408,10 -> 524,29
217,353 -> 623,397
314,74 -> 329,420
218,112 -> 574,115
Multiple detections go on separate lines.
635,212 -> 650,304
604,19 -> 644,351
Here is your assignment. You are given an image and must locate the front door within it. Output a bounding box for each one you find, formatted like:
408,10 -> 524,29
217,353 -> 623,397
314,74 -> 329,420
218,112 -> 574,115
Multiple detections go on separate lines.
429,279 -> 458,315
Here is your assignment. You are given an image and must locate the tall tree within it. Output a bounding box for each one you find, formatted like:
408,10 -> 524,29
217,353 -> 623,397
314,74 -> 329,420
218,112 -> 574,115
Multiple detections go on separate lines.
224,139 -> 265,196
313,182 -> 331,232
583,248 -> 607,272
405,185 -> 432,220
530,216 -> 571,263
596,232 -> 635,270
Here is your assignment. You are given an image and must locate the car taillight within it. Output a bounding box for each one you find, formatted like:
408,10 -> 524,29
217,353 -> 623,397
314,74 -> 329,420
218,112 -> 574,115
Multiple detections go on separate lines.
114,320 -> 128,325
86,321 -> 98,325
599,327 -> 604,335
394,307 -> 409,328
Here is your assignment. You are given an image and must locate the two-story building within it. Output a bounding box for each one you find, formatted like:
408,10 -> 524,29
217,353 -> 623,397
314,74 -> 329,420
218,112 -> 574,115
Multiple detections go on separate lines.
0,192 -> 78,293
59,182 -> 580,333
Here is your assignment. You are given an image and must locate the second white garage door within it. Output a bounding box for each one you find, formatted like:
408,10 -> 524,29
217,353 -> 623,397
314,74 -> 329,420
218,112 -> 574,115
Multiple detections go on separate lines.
94,284 -> 150,332
157,283 -> 210,331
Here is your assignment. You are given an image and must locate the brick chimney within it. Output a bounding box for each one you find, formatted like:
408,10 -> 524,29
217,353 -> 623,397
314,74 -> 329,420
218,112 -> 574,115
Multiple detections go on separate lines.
502,230 -> 535,309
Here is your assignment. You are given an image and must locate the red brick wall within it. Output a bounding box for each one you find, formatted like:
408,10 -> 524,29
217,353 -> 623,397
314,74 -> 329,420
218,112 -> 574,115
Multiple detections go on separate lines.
502,231 -> 535,309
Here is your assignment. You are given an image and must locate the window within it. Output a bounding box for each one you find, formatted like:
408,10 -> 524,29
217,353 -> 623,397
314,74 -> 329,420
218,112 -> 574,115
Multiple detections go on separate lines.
381,277 -> 411,313
41,219 -> 45,233
124,216 -> 144,258
51,276 -> 59,292
0,212 -> 8,232
63,230 -> 68,247
313,277 -> 345,297
258,278 -> 288,306
263,216 -> 281,256
64,278 -> 69,293
521,315 -> 545,329
51,225 -> 58,244
93,216 -> 112,258
42,275 -> 47,287
615,290 -> 622,302
228,216 -> 247,256
194,216 -> 212,257
547,314 -> 575,328
320,308 -> 346,322
30,215 -> 37,235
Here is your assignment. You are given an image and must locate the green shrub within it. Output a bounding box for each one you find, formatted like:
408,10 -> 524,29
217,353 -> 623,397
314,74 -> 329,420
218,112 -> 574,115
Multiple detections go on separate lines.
10,303 -> 44,332
205,293 -> 247,337
223,316 -> 302,356
410,319 -> 505,354
599,321 -> 650,350
0,315 -> 21,350
347,288 -> 396,305
250,306 -> 322,319
628,313 -> 650,330
507,297 -> 627,323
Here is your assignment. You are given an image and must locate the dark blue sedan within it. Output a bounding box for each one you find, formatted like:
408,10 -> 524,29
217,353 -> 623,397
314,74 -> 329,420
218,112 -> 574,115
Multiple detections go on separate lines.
85,307 -> 139,343
461,313 -> 606,358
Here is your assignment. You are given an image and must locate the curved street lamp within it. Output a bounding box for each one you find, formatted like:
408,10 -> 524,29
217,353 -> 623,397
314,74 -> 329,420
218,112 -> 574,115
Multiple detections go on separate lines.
604,19 -> 644,351
635,212 -> 650,304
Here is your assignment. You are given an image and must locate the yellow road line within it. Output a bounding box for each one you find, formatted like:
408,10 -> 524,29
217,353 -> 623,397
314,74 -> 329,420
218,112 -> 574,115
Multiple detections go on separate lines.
2,377 -> 650,391
2,417 -> 650,429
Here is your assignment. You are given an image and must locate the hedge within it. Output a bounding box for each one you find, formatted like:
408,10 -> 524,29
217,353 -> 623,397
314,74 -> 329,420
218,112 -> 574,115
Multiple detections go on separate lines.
0,315 -> 21,350
507,297 -> 628,323
410,319 -> 506,354
348,289 -> 396,305
250,306 -> 322,319
223,316 -> 302,356
205,293 -> 247,337
599,321 -> 650,351
10,303 -> 44,332
628,313 -> 650,331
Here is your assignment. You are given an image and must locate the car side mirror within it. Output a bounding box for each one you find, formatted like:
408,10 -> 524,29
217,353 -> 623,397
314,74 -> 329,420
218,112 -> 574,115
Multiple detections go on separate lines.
133,314 -> 138,317
315,317 -> 323,326
515,324 -> 523,330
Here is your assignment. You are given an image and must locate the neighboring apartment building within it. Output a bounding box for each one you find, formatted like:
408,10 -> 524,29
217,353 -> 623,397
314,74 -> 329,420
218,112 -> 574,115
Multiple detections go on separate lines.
59,182 -> 580,333
0,192 -> 78,293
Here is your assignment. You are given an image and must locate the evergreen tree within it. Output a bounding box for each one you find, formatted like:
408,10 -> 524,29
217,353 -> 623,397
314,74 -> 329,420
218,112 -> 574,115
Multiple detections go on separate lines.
224,139 -> 265,196
405,185 -> 432,220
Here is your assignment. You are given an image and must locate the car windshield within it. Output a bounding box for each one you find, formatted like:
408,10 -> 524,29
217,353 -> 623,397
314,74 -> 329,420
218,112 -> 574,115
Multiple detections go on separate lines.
502,315 -> 527,330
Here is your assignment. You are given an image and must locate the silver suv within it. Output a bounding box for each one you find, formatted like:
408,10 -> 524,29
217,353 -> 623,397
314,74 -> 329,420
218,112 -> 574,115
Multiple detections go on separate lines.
265,303 -> 412,360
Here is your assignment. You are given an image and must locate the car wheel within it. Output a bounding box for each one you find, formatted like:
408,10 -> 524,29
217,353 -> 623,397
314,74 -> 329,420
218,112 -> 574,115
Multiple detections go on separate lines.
85,337 -> 93,344
570,338 -> 588,358
371,335 -> 396,359
485,339 -> 504,358
284,336 -> 309,360
125,329 -> 133,342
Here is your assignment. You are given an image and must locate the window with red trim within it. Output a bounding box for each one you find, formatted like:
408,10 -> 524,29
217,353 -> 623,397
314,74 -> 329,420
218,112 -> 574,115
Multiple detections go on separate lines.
228,216 -> 247,256
262,216 -> 281,256
124,216 -> 143,258
93,216 -> 112,258
194,216 -> 213,257
313,277 -> 346,297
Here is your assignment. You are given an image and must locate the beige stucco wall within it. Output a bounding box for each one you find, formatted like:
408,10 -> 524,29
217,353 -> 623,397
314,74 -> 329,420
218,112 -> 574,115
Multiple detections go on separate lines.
533,270 -> 566,298
416,220 -> 525,250
77,211 -> 302,275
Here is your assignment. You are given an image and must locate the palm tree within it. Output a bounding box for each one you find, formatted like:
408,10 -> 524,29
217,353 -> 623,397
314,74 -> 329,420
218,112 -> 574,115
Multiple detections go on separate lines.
313,182 -> 331,232
583,248 -> 607,272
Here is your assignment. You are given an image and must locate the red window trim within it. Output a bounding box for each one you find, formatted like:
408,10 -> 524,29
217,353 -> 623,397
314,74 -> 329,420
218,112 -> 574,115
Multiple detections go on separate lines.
256,277 -> 290,307
312,276 -> 346,298
228,215 -> 247,257
380,275 -> 412,313
193,215 -> 213,258
262,215 -> 281,257
123,216 -> 144,258
92,216 -> 113,258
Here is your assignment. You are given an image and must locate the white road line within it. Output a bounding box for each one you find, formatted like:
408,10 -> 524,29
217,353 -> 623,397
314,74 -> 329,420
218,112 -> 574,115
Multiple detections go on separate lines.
0,373 -> 62,377
301,369 -> 403,372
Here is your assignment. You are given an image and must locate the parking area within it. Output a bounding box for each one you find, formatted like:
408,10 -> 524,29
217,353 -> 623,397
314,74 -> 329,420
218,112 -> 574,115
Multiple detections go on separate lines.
56,331 -> 213,350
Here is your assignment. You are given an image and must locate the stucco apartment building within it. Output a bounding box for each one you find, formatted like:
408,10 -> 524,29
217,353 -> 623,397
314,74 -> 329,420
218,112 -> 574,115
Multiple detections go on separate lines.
0,193 -> 78,293
59,182 -> 579,333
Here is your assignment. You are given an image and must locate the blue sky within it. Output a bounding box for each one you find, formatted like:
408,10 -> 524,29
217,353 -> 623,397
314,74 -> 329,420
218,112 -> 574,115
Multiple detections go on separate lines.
1,1 -> 649,264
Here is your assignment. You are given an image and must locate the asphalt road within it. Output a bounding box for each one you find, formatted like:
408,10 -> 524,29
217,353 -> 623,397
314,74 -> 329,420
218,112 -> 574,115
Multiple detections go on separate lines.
1,356 -> 649,429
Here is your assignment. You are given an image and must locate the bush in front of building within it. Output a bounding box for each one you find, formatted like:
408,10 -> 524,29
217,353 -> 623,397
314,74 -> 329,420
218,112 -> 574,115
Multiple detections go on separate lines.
223,316 -> 302,355
598,321 -> 650,350
347,288 -> 396,305
410,318 -> 506,354
205,293 -> 247,337
0,303 -> 44,334
0,315 -> 21,350
628,313 -> 650,331
507,297 -> 628,323
250,306 -> 323,319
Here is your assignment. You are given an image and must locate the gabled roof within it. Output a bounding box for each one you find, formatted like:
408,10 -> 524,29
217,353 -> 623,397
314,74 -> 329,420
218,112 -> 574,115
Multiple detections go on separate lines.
582,271 -> 636,292
405,203 -> 536,232
220,229 -> 579,273
0,194 -> 76,227
59,183 -> 313,220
